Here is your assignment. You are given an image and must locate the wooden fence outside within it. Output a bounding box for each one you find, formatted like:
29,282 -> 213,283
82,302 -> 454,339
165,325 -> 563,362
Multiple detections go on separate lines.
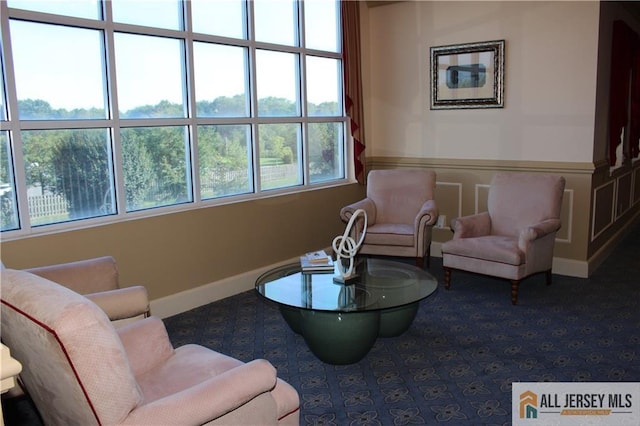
26,164 -> 296,220
28,194 -> 68,219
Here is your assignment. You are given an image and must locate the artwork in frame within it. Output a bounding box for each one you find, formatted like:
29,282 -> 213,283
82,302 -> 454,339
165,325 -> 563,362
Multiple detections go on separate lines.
430,40 -> 505,109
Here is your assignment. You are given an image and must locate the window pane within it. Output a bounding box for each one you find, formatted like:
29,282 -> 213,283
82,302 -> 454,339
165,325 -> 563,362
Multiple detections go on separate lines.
256,50 -> 299,116
198,125 -> 252,199
1,132 -> 19,231
1,0 -> 347,234
115,33 -> 186,118
259,123 -> 301,190
21,129 -> 115,226
121,126 -> 192,211
191,0 -> 246,39
304,0 -> 339,52
308,122 -> 344,184
254,0 -> 297,46
307,56 -> 341,116
111,0 -> 181,30
10,21 -> 106,120
7,0 -> 101,20
193,43 -> 249,117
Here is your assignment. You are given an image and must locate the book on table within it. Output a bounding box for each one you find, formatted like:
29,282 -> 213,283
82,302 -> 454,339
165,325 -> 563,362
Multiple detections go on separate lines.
300,250 -> 335,272
304,250 -> 332,264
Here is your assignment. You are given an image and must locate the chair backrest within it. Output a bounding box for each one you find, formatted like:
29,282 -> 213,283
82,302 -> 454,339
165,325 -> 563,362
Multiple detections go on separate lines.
26,256 -> 119,294
488,172 -> 565,237
1,269 -> 143,425
367,169 -> 436,224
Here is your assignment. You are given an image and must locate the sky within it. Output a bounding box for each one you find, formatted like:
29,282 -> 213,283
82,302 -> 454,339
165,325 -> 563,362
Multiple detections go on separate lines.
6,0 -> 340,112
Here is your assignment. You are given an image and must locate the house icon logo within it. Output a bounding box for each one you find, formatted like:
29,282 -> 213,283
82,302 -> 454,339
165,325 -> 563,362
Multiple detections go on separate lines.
520,390 -> 538,419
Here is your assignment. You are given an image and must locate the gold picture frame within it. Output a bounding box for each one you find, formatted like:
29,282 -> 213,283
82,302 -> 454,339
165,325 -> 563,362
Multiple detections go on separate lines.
430,40 -> 505,109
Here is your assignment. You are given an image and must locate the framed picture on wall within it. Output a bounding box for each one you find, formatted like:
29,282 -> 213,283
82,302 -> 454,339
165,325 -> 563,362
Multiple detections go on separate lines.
430,40 -> 505,109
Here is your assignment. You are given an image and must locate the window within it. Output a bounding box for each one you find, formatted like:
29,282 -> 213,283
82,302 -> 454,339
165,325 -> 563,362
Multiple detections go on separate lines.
0,0 -> 346,235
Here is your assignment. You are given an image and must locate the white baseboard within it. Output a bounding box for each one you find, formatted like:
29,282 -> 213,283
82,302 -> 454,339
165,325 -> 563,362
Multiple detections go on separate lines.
153,244 -> 595,319
150,257 -> 297,319
552,257 -> 589,278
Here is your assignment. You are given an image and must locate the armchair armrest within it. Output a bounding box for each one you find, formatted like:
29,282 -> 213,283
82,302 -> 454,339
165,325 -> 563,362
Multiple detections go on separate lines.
117,316 -> 174,377
85,286 -> 150,321
414,199 -> 439,229
120,359 -> 278,425
518,218 -> 562,250
340,198 -> 376,224
451,212 -> 491,238
26,256 -> 119,294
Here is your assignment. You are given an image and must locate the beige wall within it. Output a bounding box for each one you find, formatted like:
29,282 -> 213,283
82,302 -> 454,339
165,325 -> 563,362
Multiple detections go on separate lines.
361,1 -> 640,276
1,185 -> 365,301
364,1 -> 600,162
3,1 -> 639,315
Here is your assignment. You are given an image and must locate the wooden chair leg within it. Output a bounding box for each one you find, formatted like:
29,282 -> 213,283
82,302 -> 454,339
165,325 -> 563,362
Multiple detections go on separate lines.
416,257 -> 424,269
511,280 -> 519,305
426,246 -> 431,268
444,267 -> 451,289
545,269 -> 552,286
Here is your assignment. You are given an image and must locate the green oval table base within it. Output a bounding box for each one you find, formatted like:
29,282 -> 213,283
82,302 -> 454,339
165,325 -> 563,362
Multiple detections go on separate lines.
379,302 -> 420,337
279,306 -> 303,334
279,302 -> 419,364
301,310 -> 380,364
256,259 -> 438,365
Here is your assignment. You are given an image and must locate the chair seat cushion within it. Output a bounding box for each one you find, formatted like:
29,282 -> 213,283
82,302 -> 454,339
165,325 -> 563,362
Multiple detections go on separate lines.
364,223 -> 414,247
136,344 -> 245,403
441,235 -> 524,265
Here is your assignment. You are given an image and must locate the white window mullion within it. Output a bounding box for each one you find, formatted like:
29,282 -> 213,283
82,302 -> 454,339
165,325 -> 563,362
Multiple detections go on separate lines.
0,0 -> 349,238
102,0 -> 126,219
183,0 -> 200,203
246,0 -> 261,194
1,1 -> 30,232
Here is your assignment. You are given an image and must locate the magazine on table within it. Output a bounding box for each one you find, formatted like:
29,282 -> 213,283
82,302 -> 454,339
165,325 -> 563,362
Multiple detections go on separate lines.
300,250 -> 335,272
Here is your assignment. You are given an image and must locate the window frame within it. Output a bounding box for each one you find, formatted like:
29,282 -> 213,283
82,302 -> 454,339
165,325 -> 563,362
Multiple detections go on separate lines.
0,0 -> 351,240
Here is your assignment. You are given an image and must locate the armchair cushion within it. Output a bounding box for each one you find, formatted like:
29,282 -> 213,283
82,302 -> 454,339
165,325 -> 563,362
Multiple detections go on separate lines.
442,172 -> 565,304
85,286 -> 149,321
117,317 -> 175,377
1,269 -> 143,425
340,169 -> 438,267
364,223 -> 415,246
121,359 -> 280,426
25,256 -> 150,322
487,172 -> 566,237
340,198 -> 377,224
518,219 -> 562,249
443,235 -> 524,265
367,169 -> 437,226
450,211 -> 492,238
25,256 -> 119,293
1,268 -> 300,425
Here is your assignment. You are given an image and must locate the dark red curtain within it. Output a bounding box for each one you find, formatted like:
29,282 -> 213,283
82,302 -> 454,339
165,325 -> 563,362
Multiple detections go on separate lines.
341,1 -> 366,184
608,20 -> 639,165
629,30 -> 640,160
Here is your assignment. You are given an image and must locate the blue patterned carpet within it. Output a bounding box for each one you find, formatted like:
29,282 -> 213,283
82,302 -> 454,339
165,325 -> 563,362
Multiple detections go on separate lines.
3,226 -> 638,425
163,225 -> 640,425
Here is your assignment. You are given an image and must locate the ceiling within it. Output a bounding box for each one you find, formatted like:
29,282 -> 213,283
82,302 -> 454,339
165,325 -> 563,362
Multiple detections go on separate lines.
365,0 -> 640,21
621,1 -> 640,21
365,1 -> 404,8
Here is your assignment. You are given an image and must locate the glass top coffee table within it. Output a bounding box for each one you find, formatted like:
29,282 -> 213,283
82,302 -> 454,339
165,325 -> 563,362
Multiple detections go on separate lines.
255,258 -> 438,364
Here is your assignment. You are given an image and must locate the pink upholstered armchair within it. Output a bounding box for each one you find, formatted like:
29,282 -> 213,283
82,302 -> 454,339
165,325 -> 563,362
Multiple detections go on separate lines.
25,256 -> 150,325
1,269 -> 300,425
441,172 -> 566,304
340,169 -> 439,268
